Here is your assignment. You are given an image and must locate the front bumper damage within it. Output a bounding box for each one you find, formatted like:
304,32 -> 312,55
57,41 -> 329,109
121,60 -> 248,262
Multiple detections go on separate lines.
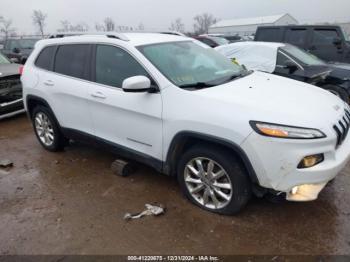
0,76 -> 24,119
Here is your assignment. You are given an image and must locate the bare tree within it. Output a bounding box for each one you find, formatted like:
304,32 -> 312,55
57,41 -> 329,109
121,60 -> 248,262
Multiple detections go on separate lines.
59,20 -> 71,32
137,22 -> 145,31
169,18 -> 185,33
70,22 -> 89,32
32,10 -> 47,37
193,13 -> 218,35
95,22 -> 105,32
104,17 -> 115,32
0,18 -> 15,41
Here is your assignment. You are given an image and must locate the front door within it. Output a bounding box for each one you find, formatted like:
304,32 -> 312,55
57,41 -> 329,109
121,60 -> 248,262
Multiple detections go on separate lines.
87,44 -> 163,160
308,28 -> 344,62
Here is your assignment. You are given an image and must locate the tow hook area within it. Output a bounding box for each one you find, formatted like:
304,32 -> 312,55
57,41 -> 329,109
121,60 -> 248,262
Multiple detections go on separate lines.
286,182 -> 328,201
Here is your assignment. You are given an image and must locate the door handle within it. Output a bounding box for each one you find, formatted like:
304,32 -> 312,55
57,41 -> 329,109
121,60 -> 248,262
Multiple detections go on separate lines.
91,91 -> 106,99
44,80 -> 54,86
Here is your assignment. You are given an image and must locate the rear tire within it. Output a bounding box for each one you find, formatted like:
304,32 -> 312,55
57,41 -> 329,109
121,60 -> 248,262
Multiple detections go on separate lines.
324,85 -> 349,104
177,145 -> 251,215
31,106 -> 67,152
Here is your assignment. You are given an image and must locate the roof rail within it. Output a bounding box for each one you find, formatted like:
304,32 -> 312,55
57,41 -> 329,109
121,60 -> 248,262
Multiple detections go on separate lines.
48,32 -> 129,41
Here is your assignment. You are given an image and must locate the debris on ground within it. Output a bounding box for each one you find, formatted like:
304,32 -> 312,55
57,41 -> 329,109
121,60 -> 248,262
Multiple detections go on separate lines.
111,159 -> 137,177
0,159 -> 13,168
124,204 -> 165,220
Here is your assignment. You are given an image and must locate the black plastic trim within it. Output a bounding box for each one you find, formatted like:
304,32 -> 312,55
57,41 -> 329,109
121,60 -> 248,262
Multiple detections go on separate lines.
61,128 -> 163,173
164,131 -> 259,183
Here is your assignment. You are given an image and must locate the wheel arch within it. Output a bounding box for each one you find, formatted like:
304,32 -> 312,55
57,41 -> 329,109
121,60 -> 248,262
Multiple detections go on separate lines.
26,95 -> 61,126
164,131 -> 259,184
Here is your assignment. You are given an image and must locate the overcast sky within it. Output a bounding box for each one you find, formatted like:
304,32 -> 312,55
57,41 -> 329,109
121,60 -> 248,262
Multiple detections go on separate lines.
1,0 -> 350,34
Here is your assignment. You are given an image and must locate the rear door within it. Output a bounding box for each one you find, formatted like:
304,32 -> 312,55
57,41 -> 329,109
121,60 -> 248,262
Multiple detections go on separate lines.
308,28 -> 345,62
283,28 -> 309,49
47,44 -> 94,135
87,44 -> 163,160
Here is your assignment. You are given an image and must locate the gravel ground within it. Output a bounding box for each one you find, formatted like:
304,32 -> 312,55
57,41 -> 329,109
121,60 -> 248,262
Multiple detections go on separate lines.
0,114 -> 350,255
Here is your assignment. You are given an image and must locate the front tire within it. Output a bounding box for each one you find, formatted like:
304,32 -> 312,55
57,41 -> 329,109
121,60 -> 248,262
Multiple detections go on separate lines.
177,145 -> 251,215
32,106 -> 67,152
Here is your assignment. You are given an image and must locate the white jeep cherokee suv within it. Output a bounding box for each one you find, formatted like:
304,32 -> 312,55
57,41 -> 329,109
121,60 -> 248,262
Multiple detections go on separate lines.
21,33 -> 350,214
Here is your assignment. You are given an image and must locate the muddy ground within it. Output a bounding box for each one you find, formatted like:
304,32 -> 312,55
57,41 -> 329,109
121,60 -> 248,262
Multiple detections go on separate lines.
0,114 -> 350,255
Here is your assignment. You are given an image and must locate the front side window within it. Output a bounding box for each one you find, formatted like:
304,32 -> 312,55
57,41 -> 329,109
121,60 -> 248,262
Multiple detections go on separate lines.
95,45 -> 149,88
54,44 -> 90,79
35,46 -> 56,70
281,45 -> 325,66
138,41 -> 244,88
276,51 -> 291,67
312,29 -> 339,45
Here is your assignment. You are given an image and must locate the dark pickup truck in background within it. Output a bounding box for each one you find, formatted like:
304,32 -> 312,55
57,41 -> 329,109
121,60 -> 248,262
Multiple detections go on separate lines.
255,25 -> 350,63
1,38 -> 40,64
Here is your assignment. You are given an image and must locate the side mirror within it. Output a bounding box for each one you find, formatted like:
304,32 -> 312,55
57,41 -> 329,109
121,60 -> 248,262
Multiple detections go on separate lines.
284,60 -> 298,73
10,57 -> 20,63
12,47 -> 20,54
333,37 -> 342,47
122,76 -> 153,93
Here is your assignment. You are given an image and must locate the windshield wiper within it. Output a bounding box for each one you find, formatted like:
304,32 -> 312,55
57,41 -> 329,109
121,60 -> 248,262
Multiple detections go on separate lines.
217,70 -> 252,85
178,82 -> 215,89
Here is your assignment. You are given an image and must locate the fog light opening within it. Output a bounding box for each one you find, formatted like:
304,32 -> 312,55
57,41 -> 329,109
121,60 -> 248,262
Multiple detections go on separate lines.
291,186 -> 299,195
297,154 -> 324,169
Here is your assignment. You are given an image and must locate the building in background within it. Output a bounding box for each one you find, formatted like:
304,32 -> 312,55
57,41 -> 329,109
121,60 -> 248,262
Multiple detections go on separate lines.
209,13 -> 298,36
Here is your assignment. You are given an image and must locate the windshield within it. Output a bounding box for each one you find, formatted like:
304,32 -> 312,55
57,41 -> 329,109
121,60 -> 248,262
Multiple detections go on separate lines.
212,37 -> 230,45
0,52 -> 10,64
281,45 -> 326,66
9,39 -> 39,49
138,41 -> 244,88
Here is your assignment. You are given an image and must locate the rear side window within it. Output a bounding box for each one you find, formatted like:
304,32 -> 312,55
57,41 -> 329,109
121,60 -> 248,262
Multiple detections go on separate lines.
54,44 -> 90,79
312,29 -> 339,45
256,28 -> 283,42
285,29 -> 307,46
35,46 -> 56,70
95,45 -> 149,88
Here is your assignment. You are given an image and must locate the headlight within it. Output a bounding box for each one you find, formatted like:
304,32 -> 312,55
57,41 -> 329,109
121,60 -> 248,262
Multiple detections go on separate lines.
250,121 -> 326,139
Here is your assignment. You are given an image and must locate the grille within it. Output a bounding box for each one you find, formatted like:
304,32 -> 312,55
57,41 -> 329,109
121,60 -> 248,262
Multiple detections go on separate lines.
333,109 -> 350,147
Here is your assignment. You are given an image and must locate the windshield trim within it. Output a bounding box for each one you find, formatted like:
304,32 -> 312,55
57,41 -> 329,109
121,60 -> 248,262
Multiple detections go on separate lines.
278,49 -> 304,70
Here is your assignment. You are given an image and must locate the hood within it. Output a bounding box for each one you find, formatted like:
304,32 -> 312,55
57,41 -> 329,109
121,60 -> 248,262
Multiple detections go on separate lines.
0,63 -> 21,78
326,62 -> 350,80
17,49 -> 33,56
300,65 -> 332,80
194,71 -> 345,130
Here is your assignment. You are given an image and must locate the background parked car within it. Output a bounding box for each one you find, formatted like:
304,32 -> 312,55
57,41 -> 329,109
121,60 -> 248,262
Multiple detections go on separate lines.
0,52 -> 23,119
194,35 -> 229,48
216,42 -> 350,103
1,37 -> 41,64
255,25 -> 350,63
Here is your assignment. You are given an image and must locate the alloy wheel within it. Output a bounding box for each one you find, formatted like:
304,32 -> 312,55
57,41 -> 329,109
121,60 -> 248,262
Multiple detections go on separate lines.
184,157 -> 233,209
34,112 -> 55,146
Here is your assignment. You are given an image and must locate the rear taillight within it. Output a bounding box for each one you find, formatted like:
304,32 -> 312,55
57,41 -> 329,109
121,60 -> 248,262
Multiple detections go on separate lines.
19,65 -> 24,75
